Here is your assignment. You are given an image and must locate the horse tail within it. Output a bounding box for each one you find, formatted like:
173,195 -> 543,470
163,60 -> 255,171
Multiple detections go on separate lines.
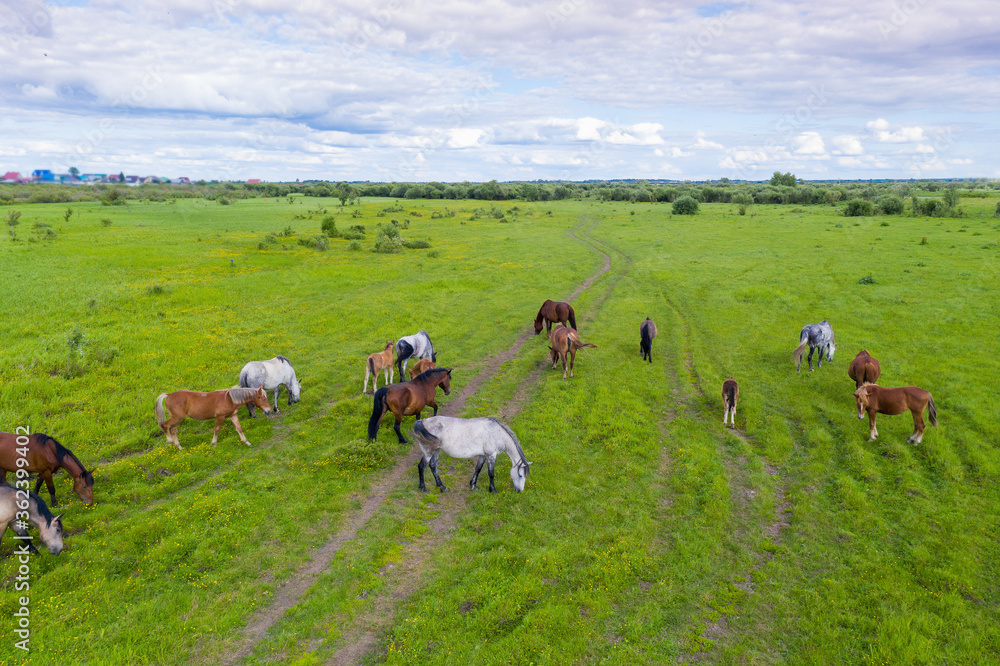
863,361 -> 878,385
238,366 -> 250,389
368,356 -> 375,375
155,394 -> 169,427
368,387 -> 388,440
792,340 -> 808,369
927,393 -> 938,427
413,420 -> 438,443
723,382 -> 737,409
395,340 -> 413,377
568,307 -> 577,331
640,323 -> 651,352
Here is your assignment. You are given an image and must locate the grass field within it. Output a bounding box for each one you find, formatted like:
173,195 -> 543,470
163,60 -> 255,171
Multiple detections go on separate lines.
1,194 -> 998,664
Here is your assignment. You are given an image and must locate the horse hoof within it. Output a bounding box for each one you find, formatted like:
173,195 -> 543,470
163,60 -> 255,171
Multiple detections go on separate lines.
439,487 -> 449,493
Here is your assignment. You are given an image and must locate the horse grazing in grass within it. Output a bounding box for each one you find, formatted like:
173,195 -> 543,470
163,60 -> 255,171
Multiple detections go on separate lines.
412,416 -> 531,493
1,483 -> 64,555
548,324 -> 597,379
395,331 -> 436,377
363,341 -> 395,394
156,387 -> 271,449
407,358 -> 436,381
640,317 -> 657,363
0,432 -> 94,506
239,356 -> 301,417
854,384 -> 937,444
722,378 -> 739,427
793,320 -> 836,372
367,368 -> 452,443
534,300 -> 577,335
848,350 -> 881,388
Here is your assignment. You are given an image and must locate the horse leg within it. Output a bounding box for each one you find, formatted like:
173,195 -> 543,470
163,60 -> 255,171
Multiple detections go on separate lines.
43,471 -> 57,507
164,416 -> 184,449
272,386 -> 281,413
230,414 -> 252,446
470,455 -> 486,490
569,348 -> 576,378
429,400 -> 439,417
429,451 -> 447,492
212,417 -> 224,444
417,457 -> 428,492
561,351 -> 568,380
910,408 -> 925,445
868,411 -> 878,441
486,455 -> 497,493
10,522 -> 39,555
363,366 -> 371,394
393,414 -> 408,444
807,346 -> 815,371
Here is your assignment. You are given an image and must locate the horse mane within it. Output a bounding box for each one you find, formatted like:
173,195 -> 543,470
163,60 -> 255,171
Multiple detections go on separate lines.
30,489 -> 55,523
420,330 -> 433,347
414,367 -> 449,381
228,387 -> 261,403
46,435 -> 94,486
488,418 -> 526,465
275,355 -> 291,365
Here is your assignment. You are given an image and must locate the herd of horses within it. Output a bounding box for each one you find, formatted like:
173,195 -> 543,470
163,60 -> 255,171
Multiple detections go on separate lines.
1,300 -> 940,557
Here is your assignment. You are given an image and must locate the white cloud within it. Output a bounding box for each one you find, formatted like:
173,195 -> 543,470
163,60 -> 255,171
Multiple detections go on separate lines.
447,128 -> 487,148
693,131 -> 724,151
947,158 -> 973,165
792,132 -> 825,155
866,118 -> 926,143
831,135 -> 864,156
914,144 -> 935,153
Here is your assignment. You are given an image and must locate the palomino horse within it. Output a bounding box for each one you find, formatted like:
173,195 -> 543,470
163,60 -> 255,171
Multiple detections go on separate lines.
1,482 -> 64,555
548,324 -> 597,379
363,341 -> 395,394
854,384 -> 937,444
793,320 -> 836,372
395,331 -> 436,377
848,350 -> 881,388
407,358 -> 436,381
534,300 -> 577,336
368,368 -> 452,443
640,317 -> 657,363
412,416 -> 531,493
239,355 -> 301,417
156,387 -> 271,449
722,378 -> 739,427
0,432 -> 94,506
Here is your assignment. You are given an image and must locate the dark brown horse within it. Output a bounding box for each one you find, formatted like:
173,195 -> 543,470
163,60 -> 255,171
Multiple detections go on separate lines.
0,432 -> 94,506
722,378 -> 739,427
640,317 -> 657,363
368,368 -> 452,443
548,324 -> 597,379
534,299 -> 577,335
156,387 -> 271,449
848,350 -> 881,388
854,384 -> 937,444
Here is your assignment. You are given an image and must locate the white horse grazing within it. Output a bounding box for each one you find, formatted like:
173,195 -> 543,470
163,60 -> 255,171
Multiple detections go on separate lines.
238,355 -> 301,417
395,331 -> 436,377
1,482 -> 64,555
411,416 -> 532,493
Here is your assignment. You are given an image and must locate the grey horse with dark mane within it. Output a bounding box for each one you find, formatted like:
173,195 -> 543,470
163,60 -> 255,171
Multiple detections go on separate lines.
793,320 -> 836,372
395,331 -> 436,377
1,482 -> 64,555
239,355 -> 301,417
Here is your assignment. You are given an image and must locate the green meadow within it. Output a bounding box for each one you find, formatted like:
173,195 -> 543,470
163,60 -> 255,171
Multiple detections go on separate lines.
1,193 -> 998,664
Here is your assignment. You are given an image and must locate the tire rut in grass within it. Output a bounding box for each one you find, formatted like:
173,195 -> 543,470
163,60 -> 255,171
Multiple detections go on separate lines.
223,217 -> 621,665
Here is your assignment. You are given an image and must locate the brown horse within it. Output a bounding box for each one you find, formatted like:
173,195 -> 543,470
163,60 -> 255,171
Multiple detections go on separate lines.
0,432 -> 94,506
640,317 -> 657,363
367,368 -> 452,443
363,340 -> 395,394
407,358 -> 436,380
534,299 -> 577,335
854,384 -> 937,444
722,378 -> 739,427
156,387 -> 271,449
548,324 -> 597,379
848,350 -> 881,388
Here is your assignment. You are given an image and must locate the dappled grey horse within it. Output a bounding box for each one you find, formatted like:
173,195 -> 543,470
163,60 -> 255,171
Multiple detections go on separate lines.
0,482 -> 64,555
793,320 -> 836,372
411,416 -> 532,493
395,331 -> 436,377
238,355 -> 301,417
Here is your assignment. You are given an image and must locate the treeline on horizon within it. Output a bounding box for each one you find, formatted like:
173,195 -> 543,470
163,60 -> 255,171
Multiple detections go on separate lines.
2,173 -> 997,212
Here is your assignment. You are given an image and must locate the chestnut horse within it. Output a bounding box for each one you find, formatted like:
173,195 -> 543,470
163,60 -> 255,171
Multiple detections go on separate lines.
156,387 -> 271,449
640,317 -> 657,363
722,378 -> 739,427
848,350 -> 881,388
0,432 -> 94,506
854,384 -> 937,444
534,300 -> 577,335
363,341 -> 395,394
407,358 -> 436,380
368,367 -> 452,443
548,324 -> 597,379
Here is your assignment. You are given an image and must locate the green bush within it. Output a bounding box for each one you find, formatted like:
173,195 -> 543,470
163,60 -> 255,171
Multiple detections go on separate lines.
844,199 -> 874,217
876,195 -> 905,215
403,239 -> 431,249
347,240 -> 363,251
672,195 -> 699,215
321,215 -> 339,237
298,235 -> 329,251
373,225 -> 403,253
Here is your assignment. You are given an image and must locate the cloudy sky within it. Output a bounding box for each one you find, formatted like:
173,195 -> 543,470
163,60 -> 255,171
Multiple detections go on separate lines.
1,0 -> 997,182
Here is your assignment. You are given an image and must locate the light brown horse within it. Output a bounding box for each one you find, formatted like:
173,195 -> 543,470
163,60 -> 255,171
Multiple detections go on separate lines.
0,432 -> 94,506
407,358 -> 436,380
363,340 -> 395,394
854,384 -> 937,444
548,324 -> 597,379
722,378 -> 739,427
156,387 -> 271,449
534,299 -> 577,335
367,368 -> 452,443
848,350 -> 881,388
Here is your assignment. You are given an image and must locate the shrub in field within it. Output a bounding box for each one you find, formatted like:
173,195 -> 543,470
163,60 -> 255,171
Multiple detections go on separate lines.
321,215 -> 339,237
347,240 -> 363,251
844,199 -> 874,217
101,188 -> 127,206
5,209 -> 21,239
920,199 -> 951,217
732,192 -> 754,215
298,235 -> 329,251
102,218 -> 112,227
403,239 -> 431,249
63,325 -> 88,378
876,195 -> 905,215
994,201 -> 1000,218
427,249 -> 440,258
858,274 -> 877,284
373,224 -> 403,253
147,284 -> 167,295
672,195 -> 699,215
